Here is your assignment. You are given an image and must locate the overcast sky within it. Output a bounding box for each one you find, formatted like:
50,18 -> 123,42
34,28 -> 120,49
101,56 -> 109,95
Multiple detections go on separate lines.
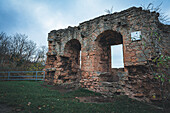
0,0 -> 170,47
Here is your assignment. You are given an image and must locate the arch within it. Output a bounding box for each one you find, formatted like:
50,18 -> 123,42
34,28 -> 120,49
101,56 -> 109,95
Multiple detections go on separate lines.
61,37 -> 82,55
56,39 -> 82,83
64,39 -> 81,65
95,30 -> 124,72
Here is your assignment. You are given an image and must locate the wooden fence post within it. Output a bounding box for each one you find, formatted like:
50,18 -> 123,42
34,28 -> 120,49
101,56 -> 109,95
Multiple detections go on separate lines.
8,72 -> 10,80
43,71 -> 45,80
36,71 -> 37,81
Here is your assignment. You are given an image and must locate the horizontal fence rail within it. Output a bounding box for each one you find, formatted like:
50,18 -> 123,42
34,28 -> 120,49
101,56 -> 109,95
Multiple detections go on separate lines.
0,71 -> 45,81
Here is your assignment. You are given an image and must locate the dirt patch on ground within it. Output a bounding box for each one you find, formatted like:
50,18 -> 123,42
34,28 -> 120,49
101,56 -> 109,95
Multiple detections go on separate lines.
41,83 -> 115,103
41,82 -> 79,93
76,96 -> 114,103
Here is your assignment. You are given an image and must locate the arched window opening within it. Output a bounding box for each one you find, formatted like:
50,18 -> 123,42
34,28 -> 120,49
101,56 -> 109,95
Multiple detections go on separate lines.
96,30 -> 124,72
64,39 -> 81,67
58,39 -> 81,83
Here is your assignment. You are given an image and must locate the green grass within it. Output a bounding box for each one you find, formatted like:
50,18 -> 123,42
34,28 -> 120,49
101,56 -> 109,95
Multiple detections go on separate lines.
0,81 -> 163,113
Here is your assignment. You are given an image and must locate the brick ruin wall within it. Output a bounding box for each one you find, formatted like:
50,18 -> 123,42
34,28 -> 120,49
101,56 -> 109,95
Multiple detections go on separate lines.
44,7 -> 170,102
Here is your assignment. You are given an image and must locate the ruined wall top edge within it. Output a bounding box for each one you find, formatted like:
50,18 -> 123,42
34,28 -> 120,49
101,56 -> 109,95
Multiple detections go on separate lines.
47,6 -> 164,40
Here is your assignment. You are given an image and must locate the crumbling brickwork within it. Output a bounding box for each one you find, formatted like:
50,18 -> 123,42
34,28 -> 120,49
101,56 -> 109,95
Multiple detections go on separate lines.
44,7 -> 170,102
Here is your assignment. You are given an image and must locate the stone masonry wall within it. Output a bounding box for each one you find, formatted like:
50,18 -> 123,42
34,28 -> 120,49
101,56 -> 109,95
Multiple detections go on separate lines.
44,7 -> 170,102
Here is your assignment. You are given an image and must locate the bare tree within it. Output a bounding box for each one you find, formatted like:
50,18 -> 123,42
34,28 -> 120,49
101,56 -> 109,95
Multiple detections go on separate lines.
34,46 -> 47,63
0,33 -> 40,71
105,6 -> 113,14
7,34 -> 37,67
0,32 -> 10,66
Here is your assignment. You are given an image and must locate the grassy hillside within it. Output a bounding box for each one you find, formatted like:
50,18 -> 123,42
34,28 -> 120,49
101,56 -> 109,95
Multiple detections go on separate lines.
0,81 -> 163,113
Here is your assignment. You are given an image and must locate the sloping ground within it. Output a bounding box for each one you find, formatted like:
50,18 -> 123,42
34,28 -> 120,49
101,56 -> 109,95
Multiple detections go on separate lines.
0,81 -> 165,113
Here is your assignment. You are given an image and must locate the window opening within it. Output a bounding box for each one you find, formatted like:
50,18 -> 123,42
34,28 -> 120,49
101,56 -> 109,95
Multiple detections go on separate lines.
80,51 -> 81,69
111,44 -> 124,68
